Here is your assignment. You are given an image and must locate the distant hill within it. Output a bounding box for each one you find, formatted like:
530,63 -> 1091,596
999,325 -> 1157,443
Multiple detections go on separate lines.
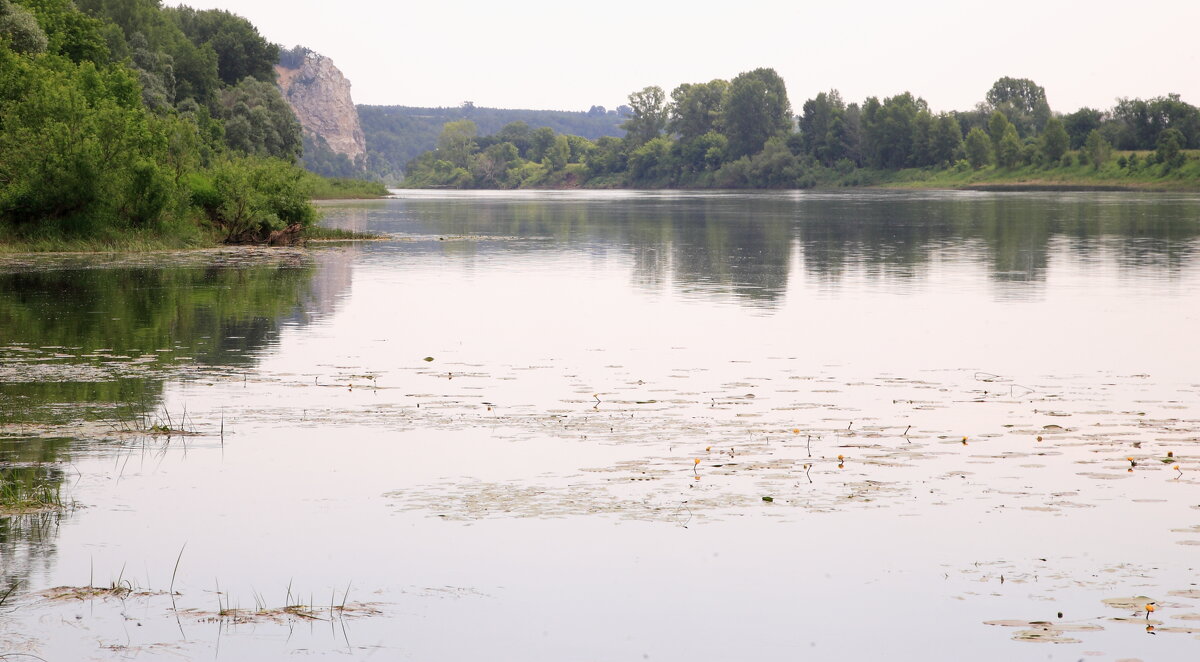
359,105 -> 627,181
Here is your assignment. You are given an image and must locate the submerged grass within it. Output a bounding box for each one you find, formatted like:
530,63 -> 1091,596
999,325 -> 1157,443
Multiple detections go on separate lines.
109,402 -> 200,437
303,226 -> 384,241
0,466 -> 63,514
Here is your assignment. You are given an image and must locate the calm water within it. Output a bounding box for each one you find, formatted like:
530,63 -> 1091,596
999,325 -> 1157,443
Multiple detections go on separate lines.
2,190 -> 1199,660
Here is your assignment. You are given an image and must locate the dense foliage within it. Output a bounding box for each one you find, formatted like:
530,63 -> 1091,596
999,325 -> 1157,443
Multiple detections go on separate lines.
0,0 -> 335,245
359,104 -> 627,182
402,70 -> 1200,190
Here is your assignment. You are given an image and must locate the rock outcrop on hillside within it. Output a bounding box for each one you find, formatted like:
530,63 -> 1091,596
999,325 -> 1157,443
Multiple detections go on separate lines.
275,51 -> 366,163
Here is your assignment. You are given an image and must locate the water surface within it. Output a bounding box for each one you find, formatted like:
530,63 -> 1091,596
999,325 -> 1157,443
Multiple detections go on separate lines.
2,190 -> 1199,660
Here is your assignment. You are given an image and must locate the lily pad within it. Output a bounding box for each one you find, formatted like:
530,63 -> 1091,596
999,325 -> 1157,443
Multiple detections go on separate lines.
1102,596 -> 1155,610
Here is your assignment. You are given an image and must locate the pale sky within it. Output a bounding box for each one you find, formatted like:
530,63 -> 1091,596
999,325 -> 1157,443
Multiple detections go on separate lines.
166,0 -> 1200,114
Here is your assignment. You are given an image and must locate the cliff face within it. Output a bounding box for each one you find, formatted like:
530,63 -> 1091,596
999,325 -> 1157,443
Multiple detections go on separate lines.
276,52 -> 366,162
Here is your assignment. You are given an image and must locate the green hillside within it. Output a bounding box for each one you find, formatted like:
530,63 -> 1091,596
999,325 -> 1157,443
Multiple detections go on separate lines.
359,104 -> 626,182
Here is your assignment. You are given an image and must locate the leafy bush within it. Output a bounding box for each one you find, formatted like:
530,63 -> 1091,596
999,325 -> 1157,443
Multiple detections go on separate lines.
193,155 -> 314,242
0,49 -> 179,232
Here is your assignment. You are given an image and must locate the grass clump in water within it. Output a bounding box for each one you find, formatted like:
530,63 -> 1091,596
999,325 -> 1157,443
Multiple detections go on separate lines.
0,465 -> 63,514
303,225 -> 383,241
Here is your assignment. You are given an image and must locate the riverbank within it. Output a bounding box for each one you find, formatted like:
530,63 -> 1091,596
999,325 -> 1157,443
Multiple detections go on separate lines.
0,224 -> 384,253
400,151 -> 1200,194
867,153 -> 1200,192
0,177 -> 389,253
306,175 -> 391,199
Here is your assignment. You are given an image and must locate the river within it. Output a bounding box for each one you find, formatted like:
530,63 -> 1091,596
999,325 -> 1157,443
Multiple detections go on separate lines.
1,189 -> 1198,660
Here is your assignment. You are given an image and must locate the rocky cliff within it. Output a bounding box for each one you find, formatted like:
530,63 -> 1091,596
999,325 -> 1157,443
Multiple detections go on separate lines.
275,51 -> 366,163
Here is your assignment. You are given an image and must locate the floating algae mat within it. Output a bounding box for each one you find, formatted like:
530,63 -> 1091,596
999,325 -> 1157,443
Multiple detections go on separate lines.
2,190 -> 1200,661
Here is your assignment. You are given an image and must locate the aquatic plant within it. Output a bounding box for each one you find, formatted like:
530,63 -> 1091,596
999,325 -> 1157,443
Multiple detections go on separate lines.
0,465 -> 62,513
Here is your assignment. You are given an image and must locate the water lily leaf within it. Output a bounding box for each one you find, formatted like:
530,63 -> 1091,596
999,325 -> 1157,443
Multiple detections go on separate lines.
1102,596 -> 1155,610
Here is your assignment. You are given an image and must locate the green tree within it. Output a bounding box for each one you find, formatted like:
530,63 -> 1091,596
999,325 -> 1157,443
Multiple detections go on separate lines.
166,6 -> 278,85
985,76 -> 1051,136
494,121 -> 532,157
435,119 -> 477,168
862,92 -> 923,168
678,130 -> 726,173
627,136 -> 674,184
669,79 -> 727,142
987,110 -> 1014,156
722,68 -> 792,159
471,141 -> 517,186
543,133 -> 569,171
1156,127 -> 1185,168
0,49 -> 176,231
909,110 -> 934,166
621,85 -> 667,147
1062,107 -> 1103,149
929,114 -> 962,165
196,155 -> 315,241
996,124 -> 1021,167
1111,94 -> 1200,150
565,134 -> 594,163
0,0 -> 48,53
584,135 -> 626,175
746,136 -> 799,187
964,127 -> 992,169
74,0 -> 221,107
128,31 -> 176,110
1039,116 -> 1069,164
218,78 -> 301,160
1083,130 -> 1111,170
14,0 -> 109,63
799,90 -> 854,166
527,126 -> 555,162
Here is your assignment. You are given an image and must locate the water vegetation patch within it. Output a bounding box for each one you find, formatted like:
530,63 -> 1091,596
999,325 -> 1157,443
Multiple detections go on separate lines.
0,465 -> 62,514
303,225 -> 384,241
34,581 -> 382,632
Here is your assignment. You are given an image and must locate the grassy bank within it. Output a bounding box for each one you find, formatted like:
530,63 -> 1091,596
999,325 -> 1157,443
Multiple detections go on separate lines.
0,223 -> 217,254
306,175 -> 391,199
867,150 -> 1200,192
0,174 -> 388,253
0,223 -> 383,253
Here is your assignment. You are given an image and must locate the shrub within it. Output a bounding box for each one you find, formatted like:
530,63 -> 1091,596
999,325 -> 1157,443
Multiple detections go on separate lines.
194,155 -> 315,242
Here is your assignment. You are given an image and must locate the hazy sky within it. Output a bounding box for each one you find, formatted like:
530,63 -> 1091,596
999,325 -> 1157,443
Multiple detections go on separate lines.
166,0 -> 1200,114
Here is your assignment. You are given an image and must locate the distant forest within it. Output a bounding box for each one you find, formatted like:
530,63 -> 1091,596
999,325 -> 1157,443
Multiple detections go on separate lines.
358,104 -> 627,181
399,69 -> 1200,190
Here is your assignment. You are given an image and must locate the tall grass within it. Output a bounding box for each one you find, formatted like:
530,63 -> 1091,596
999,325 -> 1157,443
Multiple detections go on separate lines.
872,150 -> 1200,191
0,466 -> 63,513
305,174 -> 390,199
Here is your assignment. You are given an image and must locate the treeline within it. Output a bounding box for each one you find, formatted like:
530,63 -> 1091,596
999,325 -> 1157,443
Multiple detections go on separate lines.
0,0 -> 325,245
403,70 -> 1200,189
359,104 -> 627,182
